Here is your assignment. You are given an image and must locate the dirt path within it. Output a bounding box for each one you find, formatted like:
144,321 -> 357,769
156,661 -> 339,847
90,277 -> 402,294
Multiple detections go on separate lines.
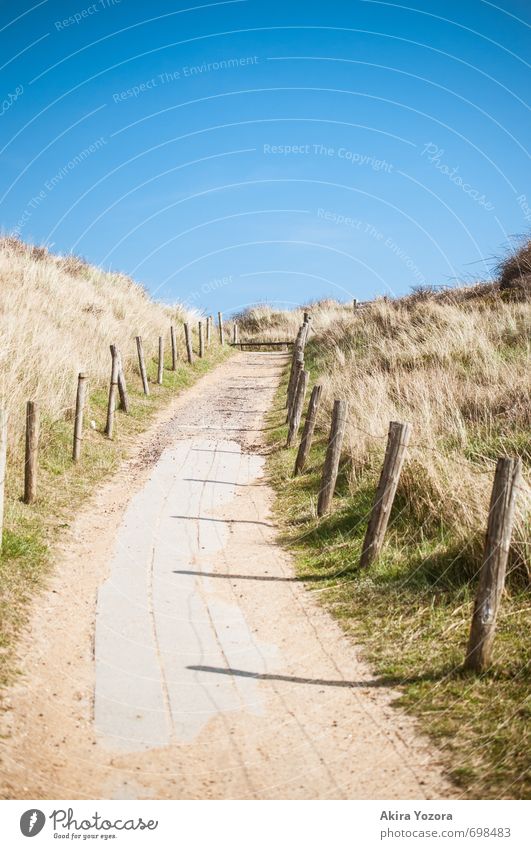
0,352 -> 451,800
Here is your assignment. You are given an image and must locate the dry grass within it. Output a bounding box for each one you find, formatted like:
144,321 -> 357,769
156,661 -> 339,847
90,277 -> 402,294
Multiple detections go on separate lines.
498,235 -> 531,293
256,255 -> 530,797
314,297 -> 530,564
238,284 -> 530,573
0,237 -> 201,451
233,300 -> 352,342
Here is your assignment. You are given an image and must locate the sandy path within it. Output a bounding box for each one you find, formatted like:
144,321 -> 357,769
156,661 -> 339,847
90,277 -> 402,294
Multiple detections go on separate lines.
0,352 -> 451,799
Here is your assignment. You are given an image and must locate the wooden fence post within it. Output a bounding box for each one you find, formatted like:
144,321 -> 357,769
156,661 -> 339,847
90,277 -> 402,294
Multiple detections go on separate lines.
136,336 -> 149,396
198,321 -> 204,358
353,298 -> 358,310
287,369 -> 309,447
464,457 -> 522,673
286,328 -> 304,404
184,323 -> 194,364
104,346 -> 120,438
301,318 -> 311,349
317,400 -> 348,516
232,322 -> 239,345
24,401 -> 39,504
170,325 -> 177,371
294,384 -> 322,476
0,408 -> 7,550
288,369 -> 305,433
359,421 -> 412,568
116,348 -> 130,413
218,312 -> 224,345
206,315 -> 212,347
286,324 -> 303,407
157,336 -> 164,385
72,372 -> 88,462
287,349 -> 304,423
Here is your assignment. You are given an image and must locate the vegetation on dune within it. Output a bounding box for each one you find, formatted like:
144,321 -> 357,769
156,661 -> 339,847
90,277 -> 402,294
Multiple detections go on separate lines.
1,233 -> 529,796
0,237 -> 196,444
246,243 -> 530,798
0,238 -> 232,688
498,235 -> 531,296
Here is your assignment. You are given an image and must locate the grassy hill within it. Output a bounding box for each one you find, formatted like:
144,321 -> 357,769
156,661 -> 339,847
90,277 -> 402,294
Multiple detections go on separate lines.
0,237 -> 194,442
237,242 -> 530,798
0,238 -> 230,688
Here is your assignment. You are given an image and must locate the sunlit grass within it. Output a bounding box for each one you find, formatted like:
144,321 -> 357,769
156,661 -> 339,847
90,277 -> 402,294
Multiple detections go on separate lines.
264,300 -> 530,799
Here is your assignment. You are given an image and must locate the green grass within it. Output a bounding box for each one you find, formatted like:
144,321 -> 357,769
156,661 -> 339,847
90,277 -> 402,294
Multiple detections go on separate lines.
0,344 -> 232,689
266,364 -> 531,800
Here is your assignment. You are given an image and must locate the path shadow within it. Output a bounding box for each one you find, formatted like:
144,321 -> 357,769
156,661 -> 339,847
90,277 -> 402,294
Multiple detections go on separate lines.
170,515 -> 274,527
193,425 -> 278,432
187,664 -> 388,689
183,478 -> 267,487
191,448 -> 269,457
173,569 -> 326,582
177,569 -> 302,584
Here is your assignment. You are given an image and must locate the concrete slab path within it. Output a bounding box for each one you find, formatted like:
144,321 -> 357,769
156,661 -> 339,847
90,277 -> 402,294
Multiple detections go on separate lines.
0,352 -> 452,799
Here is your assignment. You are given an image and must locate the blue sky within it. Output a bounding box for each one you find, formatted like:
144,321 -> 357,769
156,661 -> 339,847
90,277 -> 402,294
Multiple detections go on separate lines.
1,0 -> 530,314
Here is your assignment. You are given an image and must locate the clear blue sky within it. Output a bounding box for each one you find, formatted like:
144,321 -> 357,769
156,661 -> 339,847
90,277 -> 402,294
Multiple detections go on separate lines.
1,0 -> 530,314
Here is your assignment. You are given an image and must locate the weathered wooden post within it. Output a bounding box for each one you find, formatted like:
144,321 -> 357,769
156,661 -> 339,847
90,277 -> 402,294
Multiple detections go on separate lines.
464,457 -> 522,673
198,321 -> 204,358
72,372 -> 88,462
136,336 -> 149,396
206,315 -> 212,347
286,326 -> 305,408
286,329 -> 303,407
294,384 -> 322,475
218,312 -> 224,345
116,348 -> 129,413
352,298 -> 358,310
104,346 -> 120,438
287,369 -> 309,447
317,400 -> 348,517
301,317 -> 311,349
0,408 -> 7,551
184,323 -> 194,364
288,369 -> 305,432
286,324 -> 302,407
287,349 -> 304,423
359,421 -> 412,568
170,325 -> 177,371
24,401 -> 39,504
232,322 -> 239,345
157,336 -> 164,385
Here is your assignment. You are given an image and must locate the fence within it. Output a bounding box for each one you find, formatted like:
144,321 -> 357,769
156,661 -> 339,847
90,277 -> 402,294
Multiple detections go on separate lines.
282,317 -> 528,673
0,313 -> 231,554
2,310 -> 526,674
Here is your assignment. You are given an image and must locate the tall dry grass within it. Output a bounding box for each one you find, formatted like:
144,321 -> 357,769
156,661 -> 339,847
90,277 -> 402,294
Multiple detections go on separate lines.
233,299 -> 350,341
239,289 -> 530,574
0,238 -> 196,451
319,299 -> 529,537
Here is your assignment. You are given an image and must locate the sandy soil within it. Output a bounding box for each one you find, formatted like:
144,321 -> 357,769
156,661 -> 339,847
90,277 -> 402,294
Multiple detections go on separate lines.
0,352 -> 452,800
